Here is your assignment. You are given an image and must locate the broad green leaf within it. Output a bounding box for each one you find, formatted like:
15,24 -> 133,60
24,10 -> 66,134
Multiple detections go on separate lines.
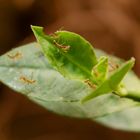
31,26 -> 98,84
96,106 -> 140,131
1,42 -> 140,131
82,58 -> 135,102
91,56 -> 108,84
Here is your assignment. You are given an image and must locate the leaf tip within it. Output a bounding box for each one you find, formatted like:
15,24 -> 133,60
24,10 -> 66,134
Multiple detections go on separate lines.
126,57 -> 135,70
130,57 -> 135,65
31,25 -> 44,37
31,25 -> 43,31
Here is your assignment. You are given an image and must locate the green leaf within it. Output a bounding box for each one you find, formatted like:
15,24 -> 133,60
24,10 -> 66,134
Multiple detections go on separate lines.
91,56 -> 108,84
31,26 -> 98,84
96,105 -> 140,131
82,58 -> 135,102
1,42 -> 140,131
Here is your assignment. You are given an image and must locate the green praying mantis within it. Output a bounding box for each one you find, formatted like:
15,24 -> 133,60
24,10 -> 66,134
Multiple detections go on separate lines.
31,26 -> 135,103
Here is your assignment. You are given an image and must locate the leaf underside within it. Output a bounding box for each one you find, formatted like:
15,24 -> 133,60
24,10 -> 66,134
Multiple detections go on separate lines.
1,42 -> 140,131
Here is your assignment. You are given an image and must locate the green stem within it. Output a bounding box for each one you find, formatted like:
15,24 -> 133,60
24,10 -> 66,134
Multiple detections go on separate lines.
115,85 -> 140,101
126,91 -> 140,101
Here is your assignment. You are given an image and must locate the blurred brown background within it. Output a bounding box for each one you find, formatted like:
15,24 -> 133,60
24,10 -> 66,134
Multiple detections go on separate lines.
1,0 -> 140,139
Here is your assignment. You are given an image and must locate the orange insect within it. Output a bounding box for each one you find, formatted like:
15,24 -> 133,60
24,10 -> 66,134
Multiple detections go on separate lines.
7,52 -> 22,60
108,61 -> 119,72
92,68 -> 100,77
53,40 -> 70,52
20,75 -> 36,84
84,79 -> 97,89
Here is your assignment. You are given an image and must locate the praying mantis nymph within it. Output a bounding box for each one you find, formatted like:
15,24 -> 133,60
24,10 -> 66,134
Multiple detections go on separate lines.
7,51 -> 22,60
84,79 -> 97,89
53,40 -> 70,52
108,60 -> 119,72
19,73 -> 36,84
